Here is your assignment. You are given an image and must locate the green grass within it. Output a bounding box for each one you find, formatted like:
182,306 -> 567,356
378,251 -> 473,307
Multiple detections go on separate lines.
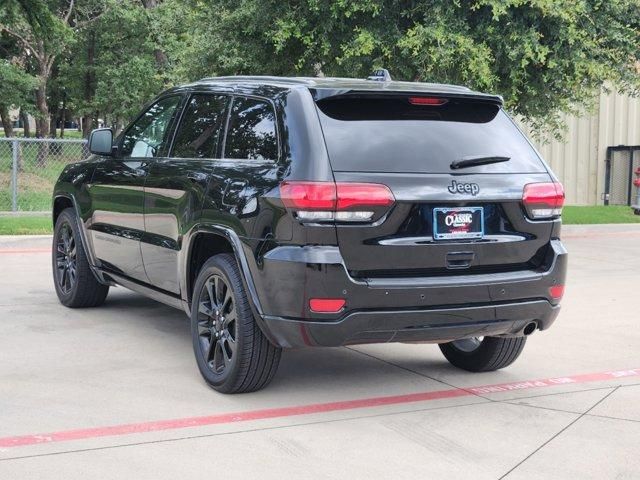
1,141 -> 87,211
562,205 -> 640,224
0,215 -> 52,235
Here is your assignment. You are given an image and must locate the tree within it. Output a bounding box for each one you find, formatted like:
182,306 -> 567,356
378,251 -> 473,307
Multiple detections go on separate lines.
3,0 -> 638,139
0,1 -> 78,137
185,0 -> 640,133
0,58 -> 37,137
58,0 -> 178,136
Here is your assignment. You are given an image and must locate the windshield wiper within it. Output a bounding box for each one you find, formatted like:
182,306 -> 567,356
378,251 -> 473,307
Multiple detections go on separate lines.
450,155 -> 510,170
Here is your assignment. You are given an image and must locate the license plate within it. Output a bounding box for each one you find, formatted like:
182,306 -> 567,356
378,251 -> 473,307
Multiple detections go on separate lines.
433,207 -> 484,240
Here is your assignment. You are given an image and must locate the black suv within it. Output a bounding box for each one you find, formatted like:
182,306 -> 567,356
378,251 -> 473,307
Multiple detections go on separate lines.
52,75 -> 567,393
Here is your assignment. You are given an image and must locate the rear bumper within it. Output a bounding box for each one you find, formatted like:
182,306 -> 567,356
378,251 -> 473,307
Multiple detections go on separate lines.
244,239 -> 567,348
264,300 -> 560,347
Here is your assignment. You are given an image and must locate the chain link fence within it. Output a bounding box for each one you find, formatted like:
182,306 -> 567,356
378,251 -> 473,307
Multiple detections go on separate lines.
0,138 -> 89,212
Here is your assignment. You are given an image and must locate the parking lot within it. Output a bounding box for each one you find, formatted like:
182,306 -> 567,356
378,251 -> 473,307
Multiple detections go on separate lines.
1,224 -> 639,479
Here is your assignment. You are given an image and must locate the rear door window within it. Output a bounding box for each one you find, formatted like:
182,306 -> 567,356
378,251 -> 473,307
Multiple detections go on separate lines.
171,94 -> 229,158
315,95 -> 546,174
224,97 -> 278,161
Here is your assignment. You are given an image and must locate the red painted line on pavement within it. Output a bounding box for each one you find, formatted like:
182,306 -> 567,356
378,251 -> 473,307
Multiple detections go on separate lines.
1,367 -> 638,449
0,248 -> 50,254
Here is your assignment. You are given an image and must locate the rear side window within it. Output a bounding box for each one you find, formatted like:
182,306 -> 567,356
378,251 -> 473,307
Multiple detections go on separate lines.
224,97 -> 278,161
316,95 -> 546,174
172,94 -> 228,158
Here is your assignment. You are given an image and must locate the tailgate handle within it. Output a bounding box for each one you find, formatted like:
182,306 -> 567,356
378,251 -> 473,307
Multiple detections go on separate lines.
446,251 -> 475,270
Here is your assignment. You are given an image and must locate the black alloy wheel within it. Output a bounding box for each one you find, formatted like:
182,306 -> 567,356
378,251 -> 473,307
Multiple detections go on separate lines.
52,207 -> 109,307
196,274 -> 238,375
55,222 -> 77,294
190,254 -> 281,393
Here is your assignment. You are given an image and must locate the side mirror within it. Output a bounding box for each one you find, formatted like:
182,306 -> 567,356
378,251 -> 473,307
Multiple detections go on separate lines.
88,128 -> 114,156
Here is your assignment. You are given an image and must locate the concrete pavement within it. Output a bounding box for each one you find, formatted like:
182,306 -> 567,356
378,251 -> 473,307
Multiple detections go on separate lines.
0,225 -> 639,479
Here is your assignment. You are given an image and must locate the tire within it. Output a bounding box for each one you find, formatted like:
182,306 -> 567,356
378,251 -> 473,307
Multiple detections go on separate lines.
190,253 -> 281,393
53,208 -> 109,308
439,336 -> 526,372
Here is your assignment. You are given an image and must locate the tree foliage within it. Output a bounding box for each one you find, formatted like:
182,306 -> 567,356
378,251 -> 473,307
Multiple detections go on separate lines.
1,0 -> 639,137
0,60 -> 38,136
60,0 -> 166,131
196,0 -> 640,132
0,0 -> 82,136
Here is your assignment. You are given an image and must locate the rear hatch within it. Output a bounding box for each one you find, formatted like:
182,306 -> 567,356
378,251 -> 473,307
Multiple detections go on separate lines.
314,92 -> 559,278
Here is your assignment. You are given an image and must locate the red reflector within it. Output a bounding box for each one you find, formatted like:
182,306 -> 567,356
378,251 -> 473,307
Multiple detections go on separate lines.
336,183 -> 394,209
408,97 -> 448,106
280,181 -> 394,210
309,298 -> 346,313
549,285 -> 565,300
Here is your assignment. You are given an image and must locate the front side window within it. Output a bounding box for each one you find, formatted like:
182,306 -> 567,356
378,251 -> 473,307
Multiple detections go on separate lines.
224,97 -> 278,161
171,94 -> 229,158
120,96 -> 182,158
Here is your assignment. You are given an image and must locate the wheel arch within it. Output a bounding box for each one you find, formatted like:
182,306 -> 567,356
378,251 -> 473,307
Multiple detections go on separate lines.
183,225 -> 265,321
52,193 -> 109,285
53,194 -> 74,227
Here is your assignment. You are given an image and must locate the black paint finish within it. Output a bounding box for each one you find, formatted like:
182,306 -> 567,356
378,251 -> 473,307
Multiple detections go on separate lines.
53,76 -> 567,348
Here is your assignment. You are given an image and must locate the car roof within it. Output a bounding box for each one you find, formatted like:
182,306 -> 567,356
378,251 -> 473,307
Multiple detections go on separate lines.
176,76 -> 503,104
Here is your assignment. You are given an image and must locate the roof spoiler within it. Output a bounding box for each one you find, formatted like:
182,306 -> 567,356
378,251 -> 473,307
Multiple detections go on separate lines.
313,90 -> 504,105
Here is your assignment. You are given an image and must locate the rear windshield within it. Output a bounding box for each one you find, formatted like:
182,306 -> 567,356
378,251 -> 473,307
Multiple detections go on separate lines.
315,95 -> 546,174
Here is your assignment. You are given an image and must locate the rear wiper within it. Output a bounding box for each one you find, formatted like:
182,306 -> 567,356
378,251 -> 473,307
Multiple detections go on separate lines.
450,155 -> 510,170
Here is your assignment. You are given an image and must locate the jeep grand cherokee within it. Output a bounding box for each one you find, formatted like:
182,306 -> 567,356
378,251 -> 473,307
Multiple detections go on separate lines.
52,74 -> 567,393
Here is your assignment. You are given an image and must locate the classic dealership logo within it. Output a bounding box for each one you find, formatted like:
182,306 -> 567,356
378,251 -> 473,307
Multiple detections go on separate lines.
448,180 -> 480,196
445,212 -> 474,228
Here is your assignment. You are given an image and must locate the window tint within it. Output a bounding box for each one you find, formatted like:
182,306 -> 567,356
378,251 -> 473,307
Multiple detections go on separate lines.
121,96 -> 181,158
172,94 -> 228,158
316,96 -> 546,174
224,97 -> 278,161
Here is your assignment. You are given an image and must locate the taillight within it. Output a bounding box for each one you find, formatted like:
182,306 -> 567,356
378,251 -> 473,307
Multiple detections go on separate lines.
522,182 -> 565,219
408,97 -> 448,106
280,181 -> 395,223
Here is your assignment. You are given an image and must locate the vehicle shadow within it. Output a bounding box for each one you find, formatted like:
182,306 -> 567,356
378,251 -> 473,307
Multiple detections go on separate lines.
98,289 -> 452,394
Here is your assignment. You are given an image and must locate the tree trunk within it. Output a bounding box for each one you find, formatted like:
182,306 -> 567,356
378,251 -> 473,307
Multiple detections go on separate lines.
141,0 -> 169,71
82,30 -> 97,138
34,78 -> 50,138
0,106 -> 14,138
35,62 -> 51,166
19,110 -> 30,138
114,116 -> 124,136
81,116 -> 89,138
60,93 -> 66,138
49,114 -> 57,138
